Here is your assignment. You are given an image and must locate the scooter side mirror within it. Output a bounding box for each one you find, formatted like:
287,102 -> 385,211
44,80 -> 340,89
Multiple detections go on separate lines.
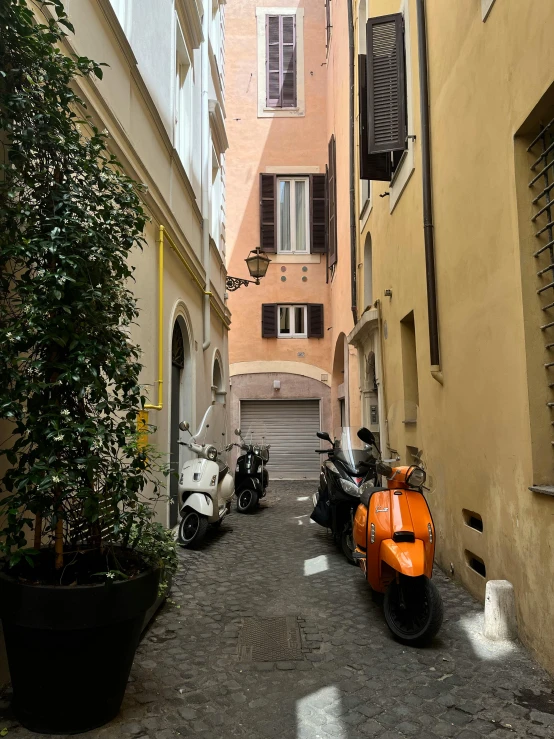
235,428 -> 242,437
317,431 -> 332,444
179,421 -> 190,432
357,427 -> 376,446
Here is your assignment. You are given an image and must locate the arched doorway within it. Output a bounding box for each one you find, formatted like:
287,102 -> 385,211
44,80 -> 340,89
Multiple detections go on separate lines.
212,353 -> 226,404
332,333 -> 348,430
169,319 -> 192,527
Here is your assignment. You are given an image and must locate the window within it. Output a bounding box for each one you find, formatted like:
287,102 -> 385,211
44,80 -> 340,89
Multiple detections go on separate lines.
279,305 -> 307,338
262,303 -> 324,338
277,178 -> 309,253
259,173 -> 326,255
359,3 -> 415,208
328,136 -> 338,266
266,15 -> 296,108
325,0 -> 332,53
256,8 -> 305,118
400,311 -> 419,423
175,20 -> 195,181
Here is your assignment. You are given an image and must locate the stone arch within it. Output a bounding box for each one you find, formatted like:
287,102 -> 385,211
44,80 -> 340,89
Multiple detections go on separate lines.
211,348 -> 226,404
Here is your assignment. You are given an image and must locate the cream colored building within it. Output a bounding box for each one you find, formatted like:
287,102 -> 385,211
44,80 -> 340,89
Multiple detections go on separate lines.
352,0 -> 554,673
60,0 -> 231,526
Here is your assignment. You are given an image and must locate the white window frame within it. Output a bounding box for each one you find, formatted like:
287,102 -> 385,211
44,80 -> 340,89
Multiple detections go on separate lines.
256,7 -> 305,118
175,19 -> 193,175
277,177 -> 310,255
278,305 -> 308,339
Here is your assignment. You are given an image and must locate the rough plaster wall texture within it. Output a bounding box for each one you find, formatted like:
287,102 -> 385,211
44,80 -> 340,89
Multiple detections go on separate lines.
225,0 -> 330,368
361,0 -> 554,673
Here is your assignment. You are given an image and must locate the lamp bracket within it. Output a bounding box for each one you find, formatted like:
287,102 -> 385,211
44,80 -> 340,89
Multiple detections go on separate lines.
225,275 -> 260,291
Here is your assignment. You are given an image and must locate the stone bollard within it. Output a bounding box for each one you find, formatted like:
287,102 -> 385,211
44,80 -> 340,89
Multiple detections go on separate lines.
483,580 -> 518,641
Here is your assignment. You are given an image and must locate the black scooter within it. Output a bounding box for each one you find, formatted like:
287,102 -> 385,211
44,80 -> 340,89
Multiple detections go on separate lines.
310,429 -> 378,563
233,428 -> 270,513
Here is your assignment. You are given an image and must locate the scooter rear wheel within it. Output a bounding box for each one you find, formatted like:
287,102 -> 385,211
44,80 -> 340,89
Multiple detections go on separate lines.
236,489 -> 258,514
384,575 -> 443,646
178,510 -> 209,548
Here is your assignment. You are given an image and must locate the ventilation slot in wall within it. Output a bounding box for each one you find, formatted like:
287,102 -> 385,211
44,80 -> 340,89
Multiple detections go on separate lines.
465,550 -> 486,578
463,509 -> 483,532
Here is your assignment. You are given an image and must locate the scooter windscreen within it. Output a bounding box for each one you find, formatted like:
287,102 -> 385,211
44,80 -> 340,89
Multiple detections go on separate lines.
333,427 -> 376,470
242,420 -> 270,461
192,403 -> 229,457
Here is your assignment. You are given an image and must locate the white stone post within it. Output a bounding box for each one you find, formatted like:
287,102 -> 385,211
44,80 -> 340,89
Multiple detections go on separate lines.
483,580 -> 518,641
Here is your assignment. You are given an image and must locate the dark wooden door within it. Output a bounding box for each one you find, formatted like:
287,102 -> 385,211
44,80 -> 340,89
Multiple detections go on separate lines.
170,323 -> 185,527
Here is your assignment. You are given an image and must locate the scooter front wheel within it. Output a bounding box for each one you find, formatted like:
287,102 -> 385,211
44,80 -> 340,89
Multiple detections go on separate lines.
384,575 -> 443,646
178,510 -> 209,548
236,489 -> 258,514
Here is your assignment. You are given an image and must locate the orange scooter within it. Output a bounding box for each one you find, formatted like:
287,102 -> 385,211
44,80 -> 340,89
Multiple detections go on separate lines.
353,428 -> 443,645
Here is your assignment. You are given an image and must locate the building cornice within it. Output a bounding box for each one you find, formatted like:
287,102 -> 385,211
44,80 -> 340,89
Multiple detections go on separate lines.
347,308 -> 379,347
209,99 -> 229,161
176,0 -> 204,52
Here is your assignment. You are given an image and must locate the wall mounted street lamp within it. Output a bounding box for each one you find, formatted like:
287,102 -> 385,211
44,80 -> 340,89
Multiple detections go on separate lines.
226,247 -> 272,291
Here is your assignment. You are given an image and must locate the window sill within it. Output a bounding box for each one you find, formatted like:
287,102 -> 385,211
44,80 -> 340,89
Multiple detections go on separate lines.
360,198 -> 372,230
529,485 -> 554,497
278,336 -> 308,340
258,108 -> 305,119
389,145 -> 415,214
272,254 -> 321,264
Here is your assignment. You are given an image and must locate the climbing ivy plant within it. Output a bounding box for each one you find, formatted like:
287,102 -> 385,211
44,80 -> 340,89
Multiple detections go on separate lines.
0,0 -> 176,585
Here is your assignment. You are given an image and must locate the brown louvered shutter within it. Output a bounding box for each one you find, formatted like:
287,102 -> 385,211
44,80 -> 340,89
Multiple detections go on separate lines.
260,173 -> 276,253
261,304 -> 278,337
325,0 -> 331,51
307,304 -> 324,338
266,15 -> 296,108
328,136 -> 337,267
359,54 -> 392,182
281,16 -> 297,108
266,16 -> 281,107
310,174 -> 326,253
366,14 -> 407,154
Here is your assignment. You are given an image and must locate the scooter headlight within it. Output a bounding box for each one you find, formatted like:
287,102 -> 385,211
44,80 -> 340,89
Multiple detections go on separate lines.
206,446 -> 218,461
339,478 -> 361,496
406,465 -> 426,489
254,446 -> 260,454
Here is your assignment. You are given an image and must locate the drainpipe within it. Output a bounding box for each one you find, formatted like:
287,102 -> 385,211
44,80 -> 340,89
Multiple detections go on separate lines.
201,1 -> 211,352
416,0 -> 442,384
347,0 -> 358,326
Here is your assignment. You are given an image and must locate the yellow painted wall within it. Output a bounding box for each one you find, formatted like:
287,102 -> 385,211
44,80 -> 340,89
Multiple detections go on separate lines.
355,0 -> 554,672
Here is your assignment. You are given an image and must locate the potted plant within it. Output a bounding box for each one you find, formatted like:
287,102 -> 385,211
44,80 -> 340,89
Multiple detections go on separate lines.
0,1 -> 177,732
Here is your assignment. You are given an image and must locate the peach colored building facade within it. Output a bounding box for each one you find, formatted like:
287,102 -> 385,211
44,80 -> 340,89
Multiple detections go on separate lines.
226,0 -> 360,477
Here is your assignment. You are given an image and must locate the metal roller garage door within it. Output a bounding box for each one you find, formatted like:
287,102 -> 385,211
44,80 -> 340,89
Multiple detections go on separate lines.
240,400 -> 321,479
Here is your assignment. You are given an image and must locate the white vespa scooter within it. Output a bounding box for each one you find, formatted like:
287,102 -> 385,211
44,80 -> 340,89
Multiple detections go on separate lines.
177,403 -> 234,548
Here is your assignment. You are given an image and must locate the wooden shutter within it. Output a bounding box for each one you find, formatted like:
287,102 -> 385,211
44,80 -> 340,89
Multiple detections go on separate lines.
307,304 -> 324,338
359,54 -> 392,182
325,0 -> 331,51
266,15 -> 297,108
366,14 -> 407,154
281,16 -> 297,107
310,174 -> 326,253
261,304 -> 278,337
328,135 -> 337,267
260,174 -> 276,253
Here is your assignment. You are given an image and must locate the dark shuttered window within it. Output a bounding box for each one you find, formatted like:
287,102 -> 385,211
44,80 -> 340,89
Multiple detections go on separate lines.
260,173 -> 276,253
266,15 -> 297,108
358,53 -> 392,182
328,135 -> 338,267
260,173 -> 327,254
307,304 -> 324,338
262,304 -> 324,338
310,174 -> 326,253
261,304 -> 278,337
366,14 -> 407,154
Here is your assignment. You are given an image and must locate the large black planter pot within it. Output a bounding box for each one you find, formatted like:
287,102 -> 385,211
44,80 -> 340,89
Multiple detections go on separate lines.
0,566 -> 160,734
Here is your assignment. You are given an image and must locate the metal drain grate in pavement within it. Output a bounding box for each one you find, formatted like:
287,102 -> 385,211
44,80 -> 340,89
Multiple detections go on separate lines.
237,616 -> 304,662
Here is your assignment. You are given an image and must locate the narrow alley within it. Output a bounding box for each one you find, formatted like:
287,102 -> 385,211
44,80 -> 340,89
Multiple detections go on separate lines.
6,484 -> 552,739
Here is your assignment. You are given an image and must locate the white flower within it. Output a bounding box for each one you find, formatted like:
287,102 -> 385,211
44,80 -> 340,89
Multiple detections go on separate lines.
52,475 -> 60,483
6,332 -> 13,341
106,572 -> 115,579
54,434 -> 64,441
58,276 -> 67,284
61,409 -> 70,416
36,269 -> 45,277
88,255 -> 97,262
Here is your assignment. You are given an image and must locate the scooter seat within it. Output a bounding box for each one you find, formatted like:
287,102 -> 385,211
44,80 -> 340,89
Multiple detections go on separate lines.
360,487 -> 388,507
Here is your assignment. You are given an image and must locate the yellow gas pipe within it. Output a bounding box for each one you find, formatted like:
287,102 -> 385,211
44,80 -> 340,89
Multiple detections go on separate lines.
141,224 -> 230,423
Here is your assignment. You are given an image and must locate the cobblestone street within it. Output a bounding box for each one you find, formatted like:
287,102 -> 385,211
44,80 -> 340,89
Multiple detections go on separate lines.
3,482 -> 554,739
